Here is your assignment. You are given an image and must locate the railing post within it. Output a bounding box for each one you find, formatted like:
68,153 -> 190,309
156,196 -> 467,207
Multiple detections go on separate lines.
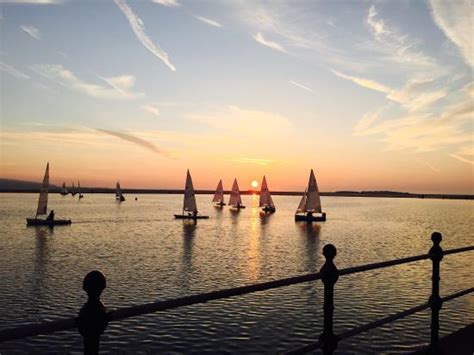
428,232 -> 443,354
77,271 -> 108,355
319,244 -> 339,355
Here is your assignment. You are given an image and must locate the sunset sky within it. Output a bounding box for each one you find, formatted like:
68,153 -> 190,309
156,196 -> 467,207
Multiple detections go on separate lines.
0,0 -> 472,193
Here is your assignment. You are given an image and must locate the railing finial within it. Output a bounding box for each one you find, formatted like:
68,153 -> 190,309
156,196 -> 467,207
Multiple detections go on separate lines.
78,271 -> 108,355
323,244 -> 337,261
431,232 -> 442,245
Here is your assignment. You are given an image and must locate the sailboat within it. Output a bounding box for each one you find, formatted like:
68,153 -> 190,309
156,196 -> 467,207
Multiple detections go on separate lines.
259,175 -> 275,213
212,179 -> 226,207
174,169 -> 209,219
60,182 -> 68,196
78,181 -> 84,199
295,169 -> 326,222
228,178 -> 245,209
70,182 -> 76,196
26,163 -> 72,226
116,181 -> 125,202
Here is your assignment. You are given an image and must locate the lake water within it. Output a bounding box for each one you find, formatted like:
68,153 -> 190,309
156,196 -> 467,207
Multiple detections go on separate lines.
0,193 -> 472,354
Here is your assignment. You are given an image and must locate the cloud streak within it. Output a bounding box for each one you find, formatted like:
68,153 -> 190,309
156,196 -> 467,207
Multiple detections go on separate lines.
32,64 -> 144,100
114,0 -> 176,71
331,69 -> 391,94
195,15 -> 222,28
21,25 -> 41,39
289,80 -> 313,94
0,62 -> 30,80
95,128 -> 169,155
141,104 -> 160,117
253,32 -> 287,53
151,0 -> 179,7
429,0 -> 473,67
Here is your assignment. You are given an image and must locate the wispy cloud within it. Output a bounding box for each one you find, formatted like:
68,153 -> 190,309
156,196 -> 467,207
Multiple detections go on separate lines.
0,62 -> 30,80
429,0 -> 473,67
95,128 -> 169,155
151,0 -> 179,7
333,69 -> 447,112
114,0 -> 176,71
331,69 -> 391,94
353,83 -> 473,157
141,104 -> 160,117
32,64 -> 144,100
21,25 -> 41,39
365,5 -> 437,68
387,79 -> 447,112
253,32 -> 287,53
194,15 -> 222,28
289,80 -> 313,94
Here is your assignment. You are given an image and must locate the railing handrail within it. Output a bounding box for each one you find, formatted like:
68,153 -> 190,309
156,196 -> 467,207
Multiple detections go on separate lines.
0,244 -> 472,343
285,287 -> 474,354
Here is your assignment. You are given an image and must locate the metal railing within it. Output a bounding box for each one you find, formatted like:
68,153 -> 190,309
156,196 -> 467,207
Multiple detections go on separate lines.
0,232 -> 472,354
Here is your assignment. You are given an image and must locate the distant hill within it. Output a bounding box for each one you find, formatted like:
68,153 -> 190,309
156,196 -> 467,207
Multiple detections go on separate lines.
0,179 -> 58,190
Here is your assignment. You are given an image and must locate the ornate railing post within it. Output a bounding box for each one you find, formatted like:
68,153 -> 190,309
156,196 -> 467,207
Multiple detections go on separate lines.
77,271 -> 108,355
428,232 -> 443,353
319,244 -> 339,355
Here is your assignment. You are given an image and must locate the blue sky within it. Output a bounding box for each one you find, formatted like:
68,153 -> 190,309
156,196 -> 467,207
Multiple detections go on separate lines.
0,0 -> 472,193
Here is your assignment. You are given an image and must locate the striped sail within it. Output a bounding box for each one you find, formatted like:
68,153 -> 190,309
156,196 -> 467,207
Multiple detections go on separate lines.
212,179 -> 224,203
183,169 -> 197,212
36,162 -> 49,216
228,178 -> 242,206
305,169 -> 322,213
259,176 -> 274,207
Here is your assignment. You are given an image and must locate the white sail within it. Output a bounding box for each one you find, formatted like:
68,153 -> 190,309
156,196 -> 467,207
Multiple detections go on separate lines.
61,182 -> 68,194
78,181 -> 81,194
71,182 -> 76,195
296,190 -> 307,214
228,178 -> 242,206
212,179 -> 224,203
36,162 -> 49,216
305,169 -> 322,213
116,181 -> 125,200
183,169 -> 197,212
259,176 -> 274,207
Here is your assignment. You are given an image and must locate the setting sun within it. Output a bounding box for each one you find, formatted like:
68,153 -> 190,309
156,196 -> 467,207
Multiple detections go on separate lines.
251,180 -> 259,188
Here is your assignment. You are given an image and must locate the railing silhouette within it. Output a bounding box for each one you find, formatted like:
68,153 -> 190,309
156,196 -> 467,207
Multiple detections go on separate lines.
0,232 -> 472,354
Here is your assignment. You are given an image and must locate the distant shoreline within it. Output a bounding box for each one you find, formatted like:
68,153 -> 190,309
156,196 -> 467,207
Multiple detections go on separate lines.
0,188 -> 472,200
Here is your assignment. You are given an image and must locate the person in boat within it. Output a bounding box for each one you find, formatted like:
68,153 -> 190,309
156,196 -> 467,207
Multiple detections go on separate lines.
46,210 -> 55,221
306,211 -> 312,218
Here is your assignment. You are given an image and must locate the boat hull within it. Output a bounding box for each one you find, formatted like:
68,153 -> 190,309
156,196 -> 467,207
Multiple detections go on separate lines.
262,206 -> 276,213
295,212 -> 326,222
26,218 -> 72,226
174,214 -> 209,220
214,202 -> 226,207
230,205 -> 246,209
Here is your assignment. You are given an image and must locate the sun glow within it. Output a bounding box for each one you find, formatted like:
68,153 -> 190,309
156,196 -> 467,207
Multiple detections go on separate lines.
251,180 -> 259,188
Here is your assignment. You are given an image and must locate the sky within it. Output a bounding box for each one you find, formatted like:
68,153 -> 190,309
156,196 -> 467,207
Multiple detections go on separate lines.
0,0 -> 472,193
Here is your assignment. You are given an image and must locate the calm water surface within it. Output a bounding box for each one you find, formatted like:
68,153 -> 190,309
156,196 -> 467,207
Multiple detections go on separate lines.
0,193 -> 473,354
